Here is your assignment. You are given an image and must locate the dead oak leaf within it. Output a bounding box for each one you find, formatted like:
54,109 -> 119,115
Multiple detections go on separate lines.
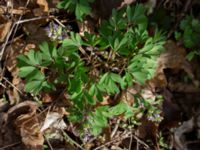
6,101 -> 44,149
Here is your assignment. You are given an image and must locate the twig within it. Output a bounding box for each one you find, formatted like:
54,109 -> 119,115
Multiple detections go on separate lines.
136,141 -> 139,150
53,18 -> 66,28
2,77 -> 23,94
129,130 -> 133,150
10,0 -> 30,45
0,83 -> 6,89
0,22 -> 15,61
0,141 -> 21,149
0,1 -> 54,61
94,131 -> 132,150
0,0 -> 30,61
62,130 -> 85,150
111,119 -> 120,138
15,16 -> 53,24
44,135 -> 54,150
132,134 -> 150,149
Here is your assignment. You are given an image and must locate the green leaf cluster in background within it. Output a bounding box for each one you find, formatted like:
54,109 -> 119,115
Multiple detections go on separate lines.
187,50 -> 200,61
175,15 -> 200,60
98,5 -> 165,84
176,15 -> 200,49
57,0 -> 95,21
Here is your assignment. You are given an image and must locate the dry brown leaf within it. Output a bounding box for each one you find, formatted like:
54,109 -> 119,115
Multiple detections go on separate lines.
25,26 -> 50,44
78,17 -> 96,36
120,83 -> 141,106
0,17 -> 12,42
136,117 -> 159,150
41,93 -> 53,103
6,88 -> 20,105
37,0 -> 49,12
6,101 -> 44,149
0,5 -> 30,15
147,40 -> 196,89
159,88 -> 181,129
40,110 -> 67,132
5,39 -> 26,74
34,0 -> 49,16
5,39 -> 26,92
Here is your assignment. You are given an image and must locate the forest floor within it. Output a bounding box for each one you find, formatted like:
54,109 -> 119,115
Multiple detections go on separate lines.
0,0 -> 200,150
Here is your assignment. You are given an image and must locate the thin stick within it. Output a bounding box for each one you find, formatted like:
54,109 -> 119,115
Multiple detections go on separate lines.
2,77 -> 23,94
94,131 -> 132,150
111,119 -> 120,138
10,0 -> 30,45
0,82 -> 6,88
16,16 -> 53,24
136,140 -> 139,150
132,134 -> 149,149
0,141 -> 21,149
0,0 -> 30,61
53,18 -> 66,28
129,130 -> 133,150
0,22 -> 15,61
62,130 -> 85,150
44,135 -> 54,150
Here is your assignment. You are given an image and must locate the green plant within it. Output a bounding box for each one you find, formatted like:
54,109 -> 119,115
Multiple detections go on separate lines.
17,4 -> 165,136
175,15 -> 200,60
175,15 -> 200,49
134,94 -> 163,123
187,50 -> 200,61
42,144 -> 48,150
88,102 -> 134,135
57,0 -> 95,21
158,132 -> 169,150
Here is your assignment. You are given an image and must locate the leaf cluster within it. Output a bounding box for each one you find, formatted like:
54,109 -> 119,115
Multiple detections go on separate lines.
17,4 -> 165,136
57,0 -> 95,21
176,15 -> 200,49
175,15 -> 200,60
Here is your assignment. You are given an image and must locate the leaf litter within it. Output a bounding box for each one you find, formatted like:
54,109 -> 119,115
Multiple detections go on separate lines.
0,0 -> 200,150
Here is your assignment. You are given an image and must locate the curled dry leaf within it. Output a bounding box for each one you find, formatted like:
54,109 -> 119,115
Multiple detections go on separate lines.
174,118 -> 194,150
147,40 -> 196,89
5,101 -> 44,149
164,0 -> 184,11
